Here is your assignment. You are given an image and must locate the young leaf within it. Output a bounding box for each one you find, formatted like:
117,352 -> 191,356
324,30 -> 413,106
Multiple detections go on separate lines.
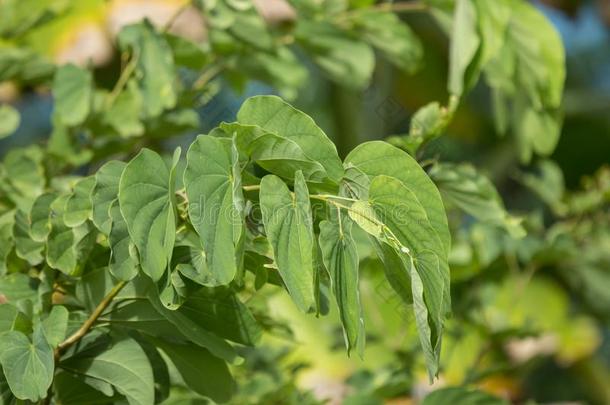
64,176 -> 96,227
108,200 -> 139,281
52,64 -> 92,126
344,141 -> 451,255
60,336 -> 154,405
237,95 -> 344,182
0,327 -> 54,402
319,213 -> 364,356
91,160 -> 125,235
184,136 -> 244,286
259,172 -> 316,312
154,339 -> 235,403
118,149 -> 176,281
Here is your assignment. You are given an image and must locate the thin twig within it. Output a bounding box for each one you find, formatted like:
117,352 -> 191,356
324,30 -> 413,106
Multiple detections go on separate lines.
55,280 -> 128,357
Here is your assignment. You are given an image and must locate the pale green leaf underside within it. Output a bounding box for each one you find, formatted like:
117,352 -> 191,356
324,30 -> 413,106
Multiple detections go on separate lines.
260,172 -> 316,312
184,135 -> 243,286
119,149 -> 176,282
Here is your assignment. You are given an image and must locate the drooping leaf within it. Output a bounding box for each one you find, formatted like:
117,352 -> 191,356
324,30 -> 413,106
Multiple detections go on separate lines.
91,160 -> 125,235
118,149 -> 176,281
60,336 -> 154,405
154,339 -> 235,403
41,305 -> 69,347
259,172 -> 316,312
237,95 -> 344,183
52,63 -> 93,126
108,200 -> 139,281
0,328 -> 54,402
430,162 -> 525,238
319,213 -> 364,356
64,176 -> 96,227
184,136 -> 244,286
448,0 -> 481,96
367,175 -> 448,379
0,104 -> 20,139
118,21 -> 176,118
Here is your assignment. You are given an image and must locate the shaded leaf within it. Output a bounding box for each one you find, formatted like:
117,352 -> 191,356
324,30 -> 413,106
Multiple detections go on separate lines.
64,176 -> 96,227
53,64 -> 92,126
91,161 -> 125,235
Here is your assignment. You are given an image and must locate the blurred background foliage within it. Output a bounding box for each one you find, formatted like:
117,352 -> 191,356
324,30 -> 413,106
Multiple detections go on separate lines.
1,0 -> 609,404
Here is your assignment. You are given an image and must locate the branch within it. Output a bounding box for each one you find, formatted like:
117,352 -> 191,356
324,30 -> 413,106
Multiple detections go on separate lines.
55,280 -> 128,357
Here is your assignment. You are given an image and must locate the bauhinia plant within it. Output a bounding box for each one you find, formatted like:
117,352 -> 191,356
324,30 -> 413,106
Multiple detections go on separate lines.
0,95 -> 451,403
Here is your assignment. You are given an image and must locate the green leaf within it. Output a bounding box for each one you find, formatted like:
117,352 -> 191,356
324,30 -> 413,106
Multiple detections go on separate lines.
448,0 -> 481,96
237,95 -> 344,183
46,195 -> 97,276
118,149 -> 176,281
2,146 -> 45,209
108,200 -> 139,281
0,273 -> 39,304
348,10 -> 423,73
148,294 -> 240,364
64,176 -> 96,227
54,372 -> 120,405
102,79 -> 144,138
119,21 -> 176,118
164,33 -> 209,70
176,288 -> 262,346
52,63 -> 92,126
295,19 -> 375,89
154,339 -> 235,403
319,213 -> 364,356
13,209 -> 44,265
430,162 -> 525,238
0,104 -> 19,139
61,336 -> 154,405
0,328 -> 53,402
259,172 -> 316,312
422,386 -> 508,405
344,141 -> 451,255
246,132 -> 328,182
368,175 -> 448,379
184,136 -> 244,286
41,305 -> 69,347
29,192 -> 57,242
91,160 -> 125,235
0,304 -> 30,334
